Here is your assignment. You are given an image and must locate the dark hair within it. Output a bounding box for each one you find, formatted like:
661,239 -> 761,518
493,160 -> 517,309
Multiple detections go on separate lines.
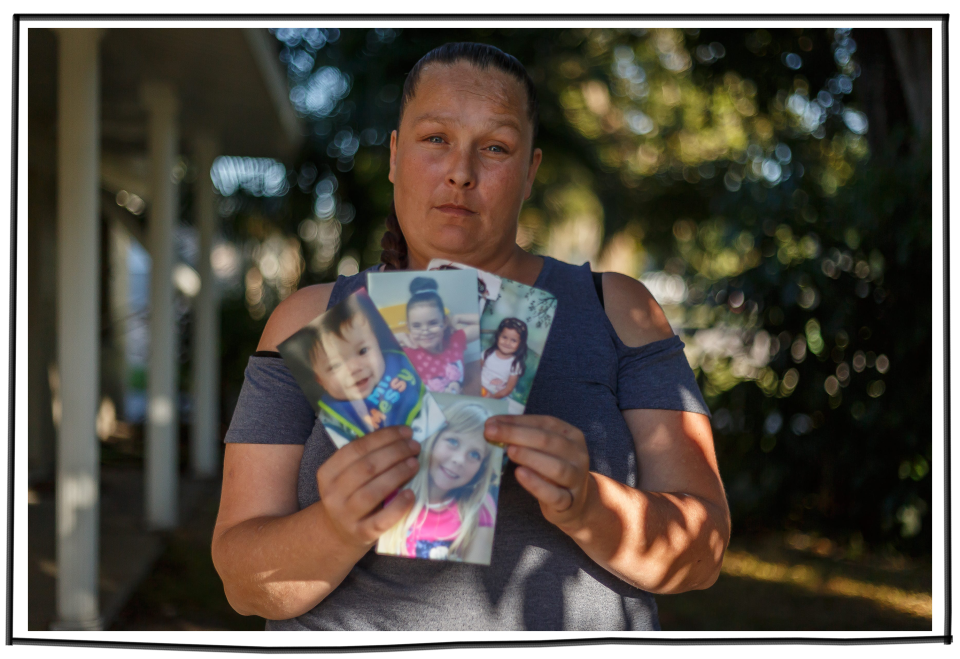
483,317 -> 528,378
311,290 -> 390,360
406,276 -> 452,347
380,43 -> 540,271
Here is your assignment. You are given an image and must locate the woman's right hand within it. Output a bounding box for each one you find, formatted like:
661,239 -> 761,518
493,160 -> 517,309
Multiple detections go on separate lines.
315,425 -> 421,550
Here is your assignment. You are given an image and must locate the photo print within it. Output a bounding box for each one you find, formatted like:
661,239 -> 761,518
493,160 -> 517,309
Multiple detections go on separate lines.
479,277 -> 557,414
367,270 -> 482,396
426,261 -> 558,414
277,288 -> 444,449
376,393 -> 508,565
427,258 -> 502,316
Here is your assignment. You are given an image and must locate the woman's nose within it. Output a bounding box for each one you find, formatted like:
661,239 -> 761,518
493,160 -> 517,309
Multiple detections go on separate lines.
446,146 -> 476,189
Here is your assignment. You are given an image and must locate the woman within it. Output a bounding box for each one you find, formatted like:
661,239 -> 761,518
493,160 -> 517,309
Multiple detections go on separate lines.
212,42 -> 730,631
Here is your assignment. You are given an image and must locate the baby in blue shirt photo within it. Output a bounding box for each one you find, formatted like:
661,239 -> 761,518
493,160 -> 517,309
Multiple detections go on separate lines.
279,289 -> 444,448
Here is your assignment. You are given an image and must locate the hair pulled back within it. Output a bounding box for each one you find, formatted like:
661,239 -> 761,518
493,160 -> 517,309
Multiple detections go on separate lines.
407,276 -> 452,346
379,42 -> 540,271
407,276 -> 443,312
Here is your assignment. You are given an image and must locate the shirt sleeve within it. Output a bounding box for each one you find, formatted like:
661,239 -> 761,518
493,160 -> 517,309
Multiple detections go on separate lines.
616,335 -> 711,417
224,355 -> 318,444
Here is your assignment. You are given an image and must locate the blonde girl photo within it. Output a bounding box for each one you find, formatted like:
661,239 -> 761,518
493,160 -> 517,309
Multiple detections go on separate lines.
378,398 -> 506,564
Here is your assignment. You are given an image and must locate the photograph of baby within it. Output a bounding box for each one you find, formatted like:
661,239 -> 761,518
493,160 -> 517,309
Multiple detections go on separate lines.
367,270 -> 482,396
377,393 -> 508,565
479,278 -> 558,414
277,288 -> 444,449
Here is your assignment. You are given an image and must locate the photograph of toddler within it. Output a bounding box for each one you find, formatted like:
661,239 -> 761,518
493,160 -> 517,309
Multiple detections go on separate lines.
377,394 -> 508,565
367,271 -> 482,396
480,318 -> 528,401
277,289 -> 444,448
478,278 -> 558,414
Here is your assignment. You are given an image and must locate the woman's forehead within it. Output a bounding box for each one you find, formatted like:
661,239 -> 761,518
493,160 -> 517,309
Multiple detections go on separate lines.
405,62 -> 528,123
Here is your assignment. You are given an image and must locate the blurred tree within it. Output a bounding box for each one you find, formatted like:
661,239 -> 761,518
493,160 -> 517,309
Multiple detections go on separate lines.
212,27 -> 932,555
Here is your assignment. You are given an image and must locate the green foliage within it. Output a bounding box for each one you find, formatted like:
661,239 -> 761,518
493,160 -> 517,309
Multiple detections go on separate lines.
213,27 -> 931,555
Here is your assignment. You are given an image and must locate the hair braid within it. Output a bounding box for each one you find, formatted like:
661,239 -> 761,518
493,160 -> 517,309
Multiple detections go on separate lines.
379,201 -> 408,271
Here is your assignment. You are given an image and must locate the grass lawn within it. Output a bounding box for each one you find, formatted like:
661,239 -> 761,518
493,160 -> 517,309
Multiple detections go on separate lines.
111,482 -> 932,633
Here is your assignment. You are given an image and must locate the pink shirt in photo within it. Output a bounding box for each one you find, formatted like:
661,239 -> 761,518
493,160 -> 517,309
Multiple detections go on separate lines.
404,493 -> 495,558
404,328 -> 467,392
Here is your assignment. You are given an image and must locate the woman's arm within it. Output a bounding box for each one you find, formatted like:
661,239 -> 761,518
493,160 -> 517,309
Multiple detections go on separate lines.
485,274 -> 730,594
211,284 -> 421,619
213,428 -> 422,619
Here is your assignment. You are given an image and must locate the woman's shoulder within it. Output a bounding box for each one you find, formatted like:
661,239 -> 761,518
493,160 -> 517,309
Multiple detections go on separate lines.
257,283 -> 337,352
598,272 -> 674,348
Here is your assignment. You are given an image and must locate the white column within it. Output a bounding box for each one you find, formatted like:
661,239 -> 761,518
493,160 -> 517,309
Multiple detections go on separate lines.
141,82 -> 180,529
191,133 -> 221,478
53,27 -> 105,631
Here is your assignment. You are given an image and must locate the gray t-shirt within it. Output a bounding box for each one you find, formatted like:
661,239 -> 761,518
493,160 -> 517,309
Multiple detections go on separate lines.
225,256 -> 710,631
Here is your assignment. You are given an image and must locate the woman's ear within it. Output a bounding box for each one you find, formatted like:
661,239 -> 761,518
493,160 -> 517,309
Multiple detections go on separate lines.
388,130 -> 399,184
523,148 -> 543,200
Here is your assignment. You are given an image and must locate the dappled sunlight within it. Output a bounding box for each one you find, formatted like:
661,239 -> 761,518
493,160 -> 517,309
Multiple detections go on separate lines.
720,549 -> 932,619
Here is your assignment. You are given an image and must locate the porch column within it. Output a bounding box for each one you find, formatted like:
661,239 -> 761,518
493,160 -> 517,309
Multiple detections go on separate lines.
53,27 -> 105,630
191,133 -> 221,478
141,81 -> 180,529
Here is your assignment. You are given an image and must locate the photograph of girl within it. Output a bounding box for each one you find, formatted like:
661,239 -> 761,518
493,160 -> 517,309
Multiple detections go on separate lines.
479,278 -> 558,414
377,394 -> 508,565
367,270 -> 482,395
277,289 -> 444,448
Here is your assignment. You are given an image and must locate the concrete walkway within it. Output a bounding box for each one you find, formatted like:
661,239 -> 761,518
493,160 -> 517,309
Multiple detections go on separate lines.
28,466 -> 215,630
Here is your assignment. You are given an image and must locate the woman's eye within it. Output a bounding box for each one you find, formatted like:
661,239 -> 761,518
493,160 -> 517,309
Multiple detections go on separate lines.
446,437 -> 459,448
468,450 -> 482,461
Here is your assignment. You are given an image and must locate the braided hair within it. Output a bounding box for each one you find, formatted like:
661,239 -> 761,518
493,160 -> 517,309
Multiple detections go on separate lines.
379,43 -> 540,271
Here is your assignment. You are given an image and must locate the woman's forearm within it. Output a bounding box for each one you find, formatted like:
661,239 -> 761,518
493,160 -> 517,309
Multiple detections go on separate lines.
557,473 -> 730,594
212,502 -> 369,620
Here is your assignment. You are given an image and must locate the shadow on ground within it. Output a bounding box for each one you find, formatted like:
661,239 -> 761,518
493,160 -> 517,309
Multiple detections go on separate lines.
108,481 -> 932,632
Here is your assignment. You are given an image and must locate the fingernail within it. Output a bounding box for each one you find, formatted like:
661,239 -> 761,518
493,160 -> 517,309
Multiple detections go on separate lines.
398,426 -> 413,438
407,438 -> 420,453
406,457 -> 419,469
485,420 -> 499,436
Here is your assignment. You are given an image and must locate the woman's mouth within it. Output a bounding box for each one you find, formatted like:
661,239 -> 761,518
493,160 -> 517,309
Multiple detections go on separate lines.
435,204 -> 477,217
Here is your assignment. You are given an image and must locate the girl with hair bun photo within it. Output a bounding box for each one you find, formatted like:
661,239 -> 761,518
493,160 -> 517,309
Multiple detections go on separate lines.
367,270 -> 482,395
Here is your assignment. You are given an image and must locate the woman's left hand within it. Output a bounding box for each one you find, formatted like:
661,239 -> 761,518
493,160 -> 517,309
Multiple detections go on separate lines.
484,415 -> 592,528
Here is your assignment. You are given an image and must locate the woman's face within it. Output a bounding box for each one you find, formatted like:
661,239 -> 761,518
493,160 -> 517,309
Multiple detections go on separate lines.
407,302 -> 445,352
496,327 -> 522,356
389,62 -> 542,265
428,427 -> 488,497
